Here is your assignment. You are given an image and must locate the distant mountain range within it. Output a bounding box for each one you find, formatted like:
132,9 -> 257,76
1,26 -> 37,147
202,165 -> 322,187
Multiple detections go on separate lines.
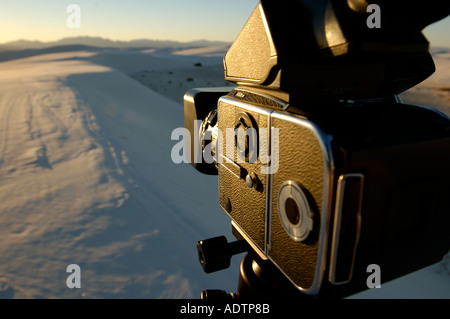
0,36 -> 230,51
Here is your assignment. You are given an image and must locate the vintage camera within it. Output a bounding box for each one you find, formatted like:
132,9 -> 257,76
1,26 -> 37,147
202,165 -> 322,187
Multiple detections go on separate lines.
184,0 -> 450,297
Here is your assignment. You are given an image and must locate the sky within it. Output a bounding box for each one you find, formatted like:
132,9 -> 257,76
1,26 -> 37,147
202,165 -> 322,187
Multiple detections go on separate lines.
0,0 -> 261,43
0,0 -> 448,47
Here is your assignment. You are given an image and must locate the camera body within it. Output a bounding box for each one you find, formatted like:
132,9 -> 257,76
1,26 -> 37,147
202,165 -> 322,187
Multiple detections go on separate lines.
184,1 -> 450,297
215,89 -> 450,296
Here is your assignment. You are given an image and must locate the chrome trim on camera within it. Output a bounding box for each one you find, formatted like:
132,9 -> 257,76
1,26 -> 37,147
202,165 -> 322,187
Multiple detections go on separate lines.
329,174 -> 364,285
219,96 -> 275,119
267,111 -> 335,296
232,221 -> 268,261
233,87 -> 290,110
265,113 -> 273,254
219,154 -> 246,180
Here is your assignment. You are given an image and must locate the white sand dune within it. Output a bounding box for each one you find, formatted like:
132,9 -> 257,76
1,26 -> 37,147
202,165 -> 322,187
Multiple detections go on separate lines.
0,46 -> 448,299
0,49 -> 238,298
172,45 -> 231,57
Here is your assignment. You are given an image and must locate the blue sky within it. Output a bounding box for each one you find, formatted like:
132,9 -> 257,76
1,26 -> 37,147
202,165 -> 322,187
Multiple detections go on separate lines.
0,0 -> 448,47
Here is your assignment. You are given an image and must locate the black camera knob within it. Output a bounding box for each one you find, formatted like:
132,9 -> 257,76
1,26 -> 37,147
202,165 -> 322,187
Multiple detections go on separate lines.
197,236 -> 249,274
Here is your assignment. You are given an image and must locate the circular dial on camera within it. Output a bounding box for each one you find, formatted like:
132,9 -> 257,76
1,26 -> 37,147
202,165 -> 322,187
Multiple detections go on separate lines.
278,181 -> 314,242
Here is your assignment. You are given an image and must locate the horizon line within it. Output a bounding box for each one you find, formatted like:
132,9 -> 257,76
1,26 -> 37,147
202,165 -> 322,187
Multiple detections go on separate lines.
0,36 -> 232,46
1,36 -> 448,51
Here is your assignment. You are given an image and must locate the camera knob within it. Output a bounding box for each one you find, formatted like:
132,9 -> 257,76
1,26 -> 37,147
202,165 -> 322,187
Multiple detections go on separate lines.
245,172 -> 258,189
277,181 -> 314,242
197,236 -> 249,274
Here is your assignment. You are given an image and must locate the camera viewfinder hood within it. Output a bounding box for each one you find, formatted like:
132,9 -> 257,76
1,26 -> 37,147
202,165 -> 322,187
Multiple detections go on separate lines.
224,0 -> 449,102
